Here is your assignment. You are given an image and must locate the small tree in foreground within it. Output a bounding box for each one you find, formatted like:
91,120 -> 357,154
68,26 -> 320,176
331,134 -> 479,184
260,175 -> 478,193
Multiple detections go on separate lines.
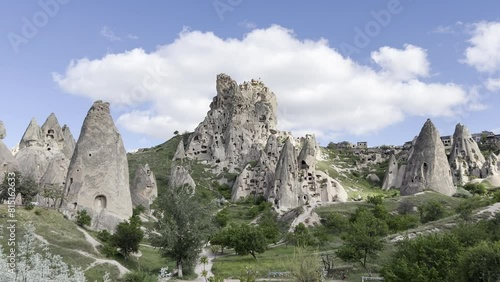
231,224 -> 267,260
111,207 -> 144,259
76,209 -> 91,227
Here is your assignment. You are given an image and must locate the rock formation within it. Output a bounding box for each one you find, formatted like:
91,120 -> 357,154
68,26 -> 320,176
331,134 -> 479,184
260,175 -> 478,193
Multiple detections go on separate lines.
448,123 -> 485,185
481,153 -> 500,186
268,138 -> 302,210
0,121 -> 19,182
172,139 -> 186,161
184,74 -> 346,211
185,74 -> 277,170
14,114 -> 75,186
130,164 -> 158,212
382,154 -> 399,190
63,101 -> 133,231
400,119 -> 455,196
169,165 -> 196,192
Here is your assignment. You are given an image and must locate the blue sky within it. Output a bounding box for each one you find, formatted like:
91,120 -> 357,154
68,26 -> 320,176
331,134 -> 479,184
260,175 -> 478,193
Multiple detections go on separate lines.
1,0 -> 500,151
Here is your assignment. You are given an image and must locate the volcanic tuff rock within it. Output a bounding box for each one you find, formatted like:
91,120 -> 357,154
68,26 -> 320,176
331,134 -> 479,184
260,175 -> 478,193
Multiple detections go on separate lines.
63,101 -> 132,231
184,74 -> 277,170
172,139 -> 186,161
0,121 -> 5,140
14,114 -> 75,186
0,122 -> 19,183
130,164 -> 158,212
481,153 -> 500,186
382,154 -> 399,190
400,119 -> 456,196
169,165 -> 196,193
448,123 -> 485,185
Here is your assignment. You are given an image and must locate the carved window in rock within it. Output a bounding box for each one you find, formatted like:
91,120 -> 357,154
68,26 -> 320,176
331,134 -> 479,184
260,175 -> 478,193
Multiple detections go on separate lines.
94,195 -> 107,210
47,129 -> 55,139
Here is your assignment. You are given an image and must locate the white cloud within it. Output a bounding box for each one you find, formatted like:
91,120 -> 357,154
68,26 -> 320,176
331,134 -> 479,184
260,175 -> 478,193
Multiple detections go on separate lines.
127,34 -> 139,40
432,25 -> 455,34
486,77 -> 500,92
100,26 -> 121,41
371,44 -> 430,81
463,21 -> 500,73
54,25 -> 480,143
239,20 -> 257,29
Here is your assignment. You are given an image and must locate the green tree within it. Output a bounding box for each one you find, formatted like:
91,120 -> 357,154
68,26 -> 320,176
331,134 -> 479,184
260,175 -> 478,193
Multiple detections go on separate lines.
290,223 -> 317,247
323,212 -> 348,234
41,184 -> 65,208
0,171 -> 38,203
111,207 -> 144,259
258,210 -> 280,244
337,208 -> 388,274
232,224 -> 267,260
215,209 -> 229,228
151,184 -> 215,277
458,241 -> 500,282
76,209 -> 91,227
210,227 -> 234,254
381,233 -> 462,281
419,200 -> 446,223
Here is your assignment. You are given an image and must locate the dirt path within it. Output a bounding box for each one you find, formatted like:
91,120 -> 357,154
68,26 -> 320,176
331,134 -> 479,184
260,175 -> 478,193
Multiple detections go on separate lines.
75,249 -> 130,276
76,226 -> 101,254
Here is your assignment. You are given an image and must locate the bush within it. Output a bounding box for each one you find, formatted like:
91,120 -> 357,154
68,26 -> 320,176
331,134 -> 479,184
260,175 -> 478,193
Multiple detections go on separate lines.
76,209 -> 91,227
123,270 -> 156,282
387,214 -> 419,232
420,201 -> 446,223
463,182 -> 487,195
34,209 -> 42,216
324,212 -> 348,233
366,195 -> 384,205
25,203 -> 34,210
397,199 -> 415,215
492,190 -> 500,203
97,230 -> 112,243
100,243 -> 118,258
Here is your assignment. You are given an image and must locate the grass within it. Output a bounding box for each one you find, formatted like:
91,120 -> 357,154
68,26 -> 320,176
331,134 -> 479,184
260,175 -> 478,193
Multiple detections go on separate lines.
212,245 -> 297,279
84,263 -> 121,282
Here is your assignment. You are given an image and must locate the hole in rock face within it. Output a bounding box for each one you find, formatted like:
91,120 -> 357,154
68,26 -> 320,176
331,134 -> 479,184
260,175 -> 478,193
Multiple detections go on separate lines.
94,195 -> 107,210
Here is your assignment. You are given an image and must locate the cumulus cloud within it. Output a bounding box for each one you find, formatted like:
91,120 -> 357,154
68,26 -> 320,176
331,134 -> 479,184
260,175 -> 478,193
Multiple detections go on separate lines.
371,44 -> 430,81
486,77 -> 500,92
463,21 -> 500,73
54,25 -> 480,143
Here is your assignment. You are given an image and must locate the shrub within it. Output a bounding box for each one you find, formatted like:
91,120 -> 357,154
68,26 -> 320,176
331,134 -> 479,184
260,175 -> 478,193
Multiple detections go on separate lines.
420,200 -> 446,223
76,209 -> 91,227
492,190 -> 500,203
97,230 -> 112,243
397,199 -> 416,215
123,270 -> 155,282
25,203 -> 35,210
34,209 -> 42,216
463,182 -> 487,195
366,195 -> 384,205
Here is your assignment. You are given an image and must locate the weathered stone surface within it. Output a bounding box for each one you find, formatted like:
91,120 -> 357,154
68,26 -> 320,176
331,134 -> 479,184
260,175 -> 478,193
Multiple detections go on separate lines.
19,118 -> 43,149
169,165 -> 196,192
395,165 -> 406,188
481,153 -> 500,186
0,121 -> 5,140
63,101 -> 132,231
268,138 -> 302,211
0,140 -> 19,183
39,155 -> 69,190
130,164 -> 158,212
400,119 -> 455,196
382,154 -> 399,190
185,74 -> 277,170
172,139 -> 186,161
449,123 -> 485,185
366,173 -> 381,183
14,146 -> 51,182
62,125 -> 76,159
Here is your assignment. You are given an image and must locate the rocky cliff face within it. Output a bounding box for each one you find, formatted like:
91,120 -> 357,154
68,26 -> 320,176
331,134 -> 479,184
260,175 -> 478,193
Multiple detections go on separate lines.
14,114 -> 75,187
169,165 -> 196,193
481,153 -> 500,186
130,164 -> 158,212
448,124 -> 485,185
184,74 -> 277,170
382,154 -> 399,190
0,121 -> 19,183
400,119 -> 456,196
63,101 -> 132,231
186,74 -> 346,212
